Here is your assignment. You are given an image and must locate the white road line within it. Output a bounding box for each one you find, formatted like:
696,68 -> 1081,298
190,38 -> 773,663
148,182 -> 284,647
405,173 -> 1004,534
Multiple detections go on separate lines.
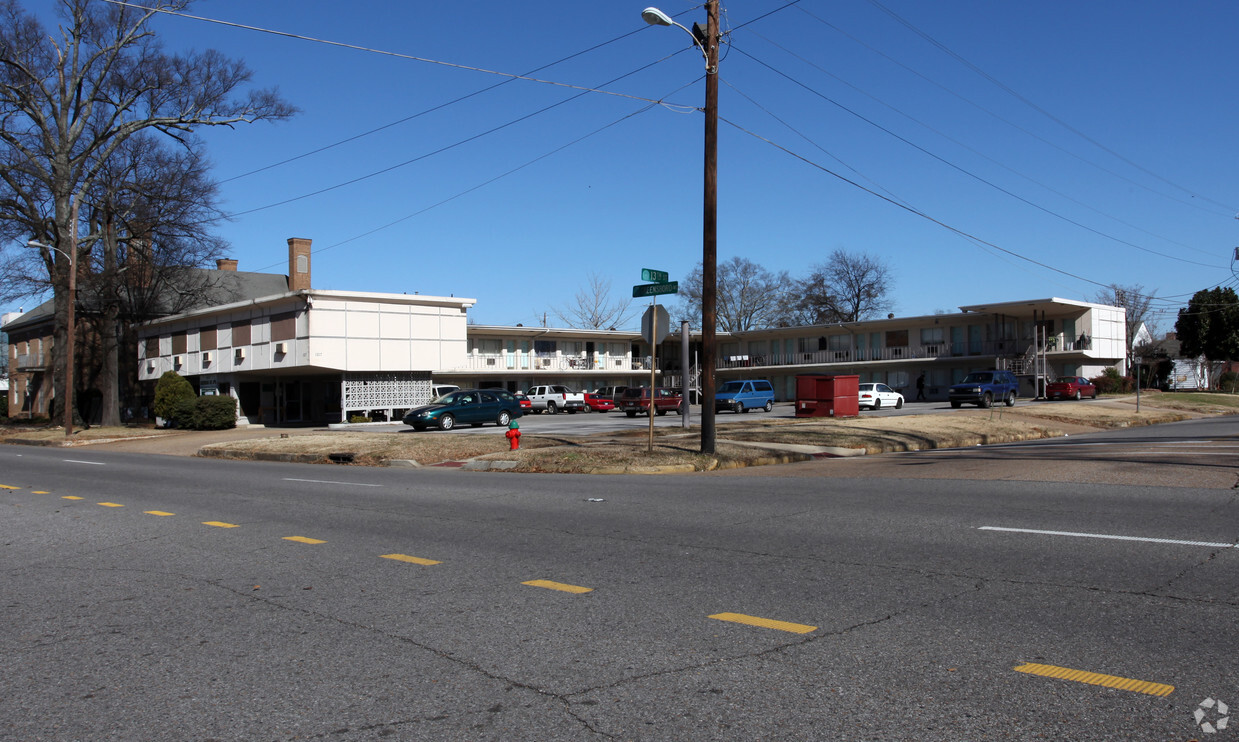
979,526 -> 1237,549
283,478 -> 383,487
64,459 -> 106,465
1088,451 -> 1239,456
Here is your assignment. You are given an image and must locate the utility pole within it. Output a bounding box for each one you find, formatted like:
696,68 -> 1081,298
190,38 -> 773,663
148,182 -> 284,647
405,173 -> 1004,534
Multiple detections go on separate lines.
700,0 -> 719,454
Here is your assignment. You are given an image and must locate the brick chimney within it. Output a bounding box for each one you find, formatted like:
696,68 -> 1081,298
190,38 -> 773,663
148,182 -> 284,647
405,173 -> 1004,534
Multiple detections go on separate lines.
287,237 -> 311,292
216,258 -> 238,271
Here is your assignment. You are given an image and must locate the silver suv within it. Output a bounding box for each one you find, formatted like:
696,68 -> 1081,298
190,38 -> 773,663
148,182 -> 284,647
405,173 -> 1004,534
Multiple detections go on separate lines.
948,370 -> 1018,408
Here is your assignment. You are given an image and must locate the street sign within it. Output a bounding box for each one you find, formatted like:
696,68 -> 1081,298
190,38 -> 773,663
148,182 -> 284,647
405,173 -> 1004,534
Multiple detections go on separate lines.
642,304 -> 670,345
641,268 -> 669,283
632,281 -> 678,298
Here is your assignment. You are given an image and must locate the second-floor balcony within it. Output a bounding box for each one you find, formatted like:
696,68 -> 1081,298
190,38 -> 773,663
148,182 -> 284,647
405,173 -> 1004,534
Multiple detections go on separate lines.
453,334 -> 1097,375
457,351 -> 655,373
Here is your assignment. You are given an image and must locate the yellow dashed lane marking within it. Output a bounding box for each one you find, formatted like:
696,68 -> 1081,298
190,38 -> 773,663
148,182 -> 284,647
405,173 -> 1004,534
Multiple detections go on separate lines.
97,502 -> 123,508
522,579 -> 593,594
203,521 -> 238,528
1013,662 -> 1174,697
32,491 -> 49,494
709,612 -> 818,634
62,496 -> 84,501
283,536 -> 326,544
380,553 -> 441,566
0,484 -> 19,490
144,511 -> 175,517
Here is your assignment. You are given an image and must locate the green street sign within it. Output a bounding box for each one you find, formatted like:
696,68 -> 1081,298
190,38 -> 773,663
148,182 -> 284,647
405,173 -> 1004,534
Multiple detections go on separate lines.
632,281 -> 678,298
641,268 -> 669,283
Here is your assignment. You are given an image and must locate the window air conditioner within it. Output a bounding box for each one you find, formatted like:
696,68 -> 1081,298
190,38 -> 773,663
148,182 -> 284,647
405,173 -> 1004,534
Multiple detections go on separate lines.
202,351 -> 212,364
235,347 -> 245,360
276,342 -> 288,354
173,355 -> 183,367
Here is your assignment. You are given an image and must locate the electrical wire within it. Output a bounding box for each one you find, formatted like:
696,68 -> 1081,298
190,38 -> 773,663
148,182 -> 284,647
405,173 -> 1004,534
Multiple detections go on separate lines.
863,0 -> 1239,216
218,19 -> 660,184
728,45 -> 1224,270
103,0 -> 665,105
719,113 -> 1145,292
743,28 -> 1221,260
223,52 -> 695,218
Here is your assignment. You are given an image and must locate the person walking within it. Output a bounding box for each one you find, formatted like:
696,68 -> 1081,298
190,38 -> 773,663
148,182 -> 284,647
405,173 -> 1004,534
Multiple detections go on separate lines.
915,372 -> 927,401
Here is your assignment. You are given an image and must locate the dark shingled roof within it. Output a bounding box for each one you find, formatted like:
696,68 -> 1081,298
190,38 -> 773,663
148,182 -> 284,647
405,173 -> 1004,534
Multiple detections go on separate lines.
2,267 -> 290,334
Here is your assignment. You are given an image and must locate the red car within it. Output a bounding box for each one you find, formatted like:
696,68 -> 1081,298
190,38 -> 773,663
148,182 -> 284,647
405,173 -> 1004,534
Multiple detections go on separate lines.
1045,376 -> 1097,400
583,392 -> 615,413
514,391 -> 533,411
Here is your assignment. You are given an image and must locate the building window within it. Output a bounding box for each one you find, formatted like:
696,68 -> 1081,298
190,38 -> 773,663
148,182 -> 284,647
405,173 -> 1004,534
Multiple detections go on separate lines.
172,332 -> 187,355
200,327 -> 218,351
885,329 -> 909,347
232,321 -> 251,346
144,337 -> 159,358
920,327 -> 944,345
270,312 -> 296,342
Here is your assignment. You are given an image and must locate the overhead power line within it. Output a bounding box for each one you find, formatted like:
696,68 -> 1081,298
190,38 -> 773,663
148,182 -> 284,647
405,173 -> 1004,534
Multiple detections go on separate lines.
863,0 -> 1239,216
728,46 -> 1224,270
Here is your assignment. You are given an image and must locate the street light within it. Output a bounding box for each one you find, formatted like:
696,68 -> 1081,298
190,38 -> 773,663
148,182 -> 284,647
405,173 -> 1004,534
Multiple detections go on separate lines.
26,200 -> 79,437
643,2 -> 719,454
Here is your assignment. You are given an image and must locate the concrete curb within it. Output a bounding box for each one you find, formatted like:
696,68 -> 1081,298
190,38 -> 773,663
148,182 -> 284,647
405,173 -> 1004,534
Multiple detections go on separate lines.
198,448 -> 326,464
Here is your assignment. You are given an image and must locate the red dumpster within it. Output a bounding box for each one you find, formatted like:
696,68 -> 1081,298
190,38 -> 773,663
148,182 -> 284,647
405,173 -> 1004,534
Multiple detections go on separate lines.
795,374 -> 859,418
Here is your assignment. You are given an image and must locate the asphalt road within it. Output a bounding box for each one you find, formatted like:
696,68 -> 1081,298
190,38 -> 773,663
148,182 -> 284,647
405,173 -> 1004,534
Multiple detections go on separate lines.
1,415 -> 1236,741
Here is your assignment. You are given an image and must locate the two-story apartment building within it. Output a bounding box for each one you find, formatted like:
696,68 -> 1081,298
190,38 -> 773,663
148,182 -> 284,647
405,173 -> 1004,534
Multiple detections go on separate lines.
447,298 -> 1125,404
6,234 -> 1128,426
135,295 -> 1126,424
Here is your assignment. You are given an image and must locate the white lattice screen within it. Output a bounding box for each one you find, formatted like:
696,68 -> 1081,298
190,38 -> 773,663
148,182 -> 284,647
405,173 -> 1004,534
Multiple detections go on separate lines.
341,372 -> 432,419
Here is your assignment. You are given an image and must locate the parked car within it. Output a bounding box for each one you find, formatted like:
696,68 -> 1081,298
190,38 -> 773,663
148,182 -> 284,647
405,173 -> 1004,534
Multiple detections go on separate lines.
618,386 -> 684,417
714,379 -> 775,413
858,382 -> 904,410
525,385 -> 587,414
948,370 -> 1018,408
1046,376 -> 1097,400
583,391 -> 615,413
402,389 -> 523,431
592,386 -> 629,404
514,390 -> 532,411
431,384 -> 460,400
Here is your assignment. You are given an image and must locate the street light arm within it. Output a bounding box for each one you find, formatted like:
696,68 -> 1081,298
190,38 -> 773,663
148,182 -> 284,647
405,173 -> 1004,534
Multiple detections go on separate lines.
642,7 -> 711,69
26,239 -> 73,264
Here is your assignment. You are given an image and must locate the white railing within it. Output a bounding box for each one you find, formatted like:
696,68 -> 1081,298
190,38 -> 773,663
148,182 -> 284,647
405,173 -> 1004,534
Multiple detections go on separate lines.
457,352 -> 651,372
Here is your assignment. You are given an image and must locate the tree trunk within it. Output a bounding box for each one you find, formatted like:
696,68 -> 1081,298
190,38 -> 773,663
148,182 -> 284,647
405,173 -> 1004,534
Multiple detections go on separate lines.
99,309 -> 121,427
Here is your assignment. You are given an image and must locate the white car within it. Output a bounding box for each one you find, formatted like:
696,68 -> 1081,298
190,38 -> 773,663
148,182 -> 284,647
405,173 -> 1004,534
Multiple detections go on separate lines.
858,382 -> 903,410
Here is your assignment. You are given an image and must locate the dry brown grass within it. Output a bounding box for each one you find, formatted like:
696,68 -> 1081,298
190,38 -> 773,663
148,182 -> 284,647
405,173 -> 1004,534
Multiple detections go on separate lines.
5,392 -> 1231,473
0,425 -> 169,444
201,430 -> 562,466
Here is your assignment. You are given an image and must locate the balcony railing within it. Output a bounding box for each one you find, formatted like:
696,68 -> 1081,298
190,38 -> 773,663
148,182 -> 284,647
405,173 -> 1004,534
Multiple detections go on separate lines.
457,352 -> 653,372
453,335 -> 1093,375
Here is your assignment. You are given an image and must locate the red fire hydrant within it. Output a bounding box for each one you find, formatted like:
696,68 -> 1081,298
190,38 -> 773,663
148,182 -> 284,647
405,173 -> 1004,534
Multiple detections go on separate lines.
505,420 -> 521,450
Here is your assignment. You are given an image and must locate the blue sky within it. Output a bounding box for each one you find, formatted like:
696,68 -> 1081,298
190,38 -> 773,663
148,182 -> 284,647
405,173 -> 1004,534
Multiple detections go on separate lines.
8,1 -> 1239,334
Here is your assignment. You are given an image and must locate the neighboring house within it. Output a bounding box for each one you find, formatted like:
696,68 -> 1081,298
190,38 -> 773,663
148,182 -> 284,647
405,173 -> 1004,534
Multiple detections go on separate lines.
1146,332 -> 1209,391
3,242 -> 296,422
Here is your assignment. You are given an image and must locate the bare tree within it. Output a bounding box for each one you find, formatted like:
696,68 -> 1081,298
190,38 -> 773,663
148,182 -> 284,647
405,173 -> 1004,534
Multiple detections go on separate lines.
677,257 -> 791,332
791,250 -> 894,324
551,273 -> 636,330
1095,283 -> 1156,362
0,0 -> 294,423
77,133 -> 233,425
